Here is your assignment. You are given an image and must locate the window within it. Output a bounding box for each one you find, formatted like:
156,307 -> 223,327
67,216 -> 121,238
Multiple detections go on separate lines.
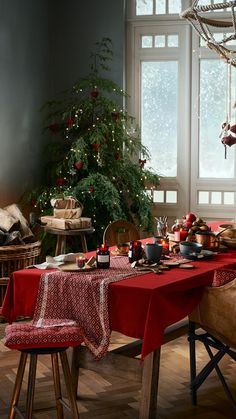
127,0 -> 236,223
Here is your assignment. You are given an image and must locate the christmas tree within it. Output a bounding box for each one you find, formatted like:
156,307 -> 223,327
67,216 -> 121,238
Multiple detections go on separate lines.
31,38 -> 160,247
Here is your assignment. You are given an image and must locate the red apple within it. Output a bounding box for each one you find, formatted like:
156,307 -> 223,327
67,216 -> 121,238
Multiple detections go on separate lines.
185,213 -> 197,223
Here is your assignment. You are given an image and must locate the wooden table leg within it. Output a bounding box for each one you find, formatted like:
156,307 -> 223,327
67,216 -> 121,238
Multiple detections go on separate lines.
139,348 -> 161,419
79,233 -> 88,253
55,235 -> 66,256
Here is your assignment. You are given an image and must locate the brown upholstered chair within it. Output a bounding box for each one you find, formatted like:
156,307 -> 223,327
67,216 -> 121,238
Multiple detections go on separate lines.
103,220 -> 140,246
188,276 -> 236,412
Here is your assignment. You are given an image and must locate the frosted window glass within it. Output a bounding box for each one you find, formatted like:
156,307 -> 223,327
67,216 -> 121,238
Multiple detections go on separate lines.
155,0 -> 165,15
154,35 -> 165,48
153,190 -> 164,203
224,192 -> 234,205
211,191 -> 222,204
166,190 -> 177,203
198,191 -> 209,204
199,59 -> 234,178
136,0 -> 153,15
198,0 -> 211,6
141,61 -> 178,177
167,35 -> 178,47
168,0 -> 181,14
142,36 -> 153,48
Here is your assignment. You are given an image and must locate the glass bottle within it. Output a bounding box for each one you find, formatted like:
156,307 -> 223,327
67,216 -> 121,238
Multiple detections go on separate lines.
96,244 -> 110,269
128,240 -> 143,263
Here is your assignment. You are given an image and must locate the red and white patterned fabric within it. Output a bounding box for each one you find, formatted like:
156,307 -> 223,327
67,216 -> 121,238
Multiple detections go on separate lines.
4,323 -> 83,350
32,257 -> 139,360
212,268 -> 236,287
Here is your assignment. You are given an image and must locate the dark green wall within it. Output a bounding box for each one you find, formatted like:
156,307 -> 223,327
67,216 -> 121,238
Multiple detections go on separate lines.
0,0 -> 125,207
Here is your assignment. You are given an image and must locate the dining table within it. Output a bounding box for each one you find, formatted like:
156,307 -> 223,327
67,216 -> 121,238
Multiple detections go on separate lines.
2,235 -> 236,418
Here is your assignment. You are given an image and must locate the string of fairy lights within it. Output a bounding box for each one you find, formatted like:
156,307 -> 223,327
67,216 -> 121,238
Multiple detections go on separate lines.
35,84 -> 154,230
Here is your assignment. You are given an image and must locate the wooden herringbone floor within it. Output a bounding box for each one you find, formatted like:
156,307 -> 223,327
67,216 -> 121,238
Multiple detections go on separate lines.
1,323 -> 236,419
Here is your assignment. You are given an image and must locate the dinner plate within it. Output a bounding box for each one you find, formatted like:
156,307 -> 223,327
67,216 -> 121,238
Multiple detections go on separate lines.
59,263 -> 96,272
183,250 -> 214,260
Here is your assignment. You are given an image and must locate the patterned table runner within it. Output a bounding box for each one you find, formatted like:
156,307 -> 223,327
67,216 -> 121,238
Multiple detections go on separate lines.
32,256 -> 139,359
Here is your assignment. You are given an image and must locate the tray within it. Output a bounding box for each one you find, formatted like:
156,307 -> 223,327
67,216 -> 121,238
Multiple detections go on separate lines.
59,263 -> 95,272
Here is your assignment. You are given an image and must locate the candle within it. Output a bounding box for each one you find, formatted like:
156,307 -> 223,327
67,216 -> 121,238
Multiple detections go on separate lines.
174,229 -> 188,242
76,255 -> 86,268
161,239 -> 169,255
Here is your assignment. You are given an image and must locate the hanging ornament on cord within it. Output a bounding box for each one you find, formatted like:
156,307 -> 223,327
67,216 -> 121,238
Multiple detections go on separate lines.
219,62 -> 233,159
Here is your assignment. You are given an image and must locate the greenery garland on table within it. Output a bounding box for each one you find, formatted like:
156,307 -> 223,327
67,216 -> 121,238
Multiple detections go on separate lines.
28,38 -> 160,249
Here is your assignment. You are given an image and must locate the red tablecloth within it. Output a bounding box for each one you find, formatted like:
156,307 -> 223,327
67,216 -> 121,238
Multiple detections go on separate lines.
2,246 -> 236,359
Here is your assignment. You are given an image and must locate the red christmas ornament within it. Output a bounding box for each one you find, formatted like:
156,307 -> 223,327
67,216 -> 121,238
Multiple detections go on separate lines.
91,90 -> 99,98
66,117 -> 75,128
48,123 -> 60,133
89,186 -> 95,193
222,124 -> 236,147
31,198 -> 37,207
91,143 -> 101,152
114,152 -> 120,160
111,111 -> 120,121
56,177 -> 65,186
74,160 -> 84,170
139,158 -> 146,168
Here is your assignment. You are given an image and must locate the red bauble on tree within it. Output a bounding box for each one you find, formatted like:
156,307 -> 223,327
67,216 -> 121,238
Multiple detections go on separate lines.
111,111 -> 120,121
66,117 -> 75,129
56,177 -> 65,186
139,158 -> 146,168
89,185 -> 95,193
91,143 -> 101,152
90,90 -> 99,98
74,160 -> 84,170
114,152 -> 120,160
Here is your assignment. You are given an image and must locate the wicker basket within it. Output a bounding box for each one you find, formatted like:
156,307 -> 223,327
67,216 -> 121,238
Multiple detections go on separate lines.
0,241 -> 41,314
0,240 -> 41,278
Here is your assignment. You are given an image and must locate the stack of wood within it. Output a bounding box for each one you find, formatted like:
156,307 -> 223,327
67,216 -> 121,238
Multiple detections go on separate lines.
41,197 -> 92,230
0,204 -> 35,246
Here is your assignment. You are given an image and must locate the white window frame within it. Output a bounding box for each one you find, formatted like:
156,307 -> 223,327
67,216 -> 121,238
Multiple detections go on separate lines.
126,0 -> 236,223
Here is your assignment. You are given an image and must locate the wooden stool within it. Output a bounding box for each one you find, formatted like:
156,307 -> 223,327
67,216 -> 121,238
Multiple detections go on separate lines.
44,227 -> 95,256
4,323 -> 82,419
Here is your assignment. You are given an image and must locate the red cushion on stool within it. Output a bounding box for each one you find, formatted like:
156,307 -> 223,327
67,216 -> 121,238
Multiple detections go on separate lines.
4,323 -> 83,350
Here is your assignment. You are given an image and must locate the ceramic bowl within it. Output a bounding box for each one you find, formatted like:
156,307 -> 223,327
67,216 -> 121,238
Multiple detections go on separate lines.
179,241 -> 202,255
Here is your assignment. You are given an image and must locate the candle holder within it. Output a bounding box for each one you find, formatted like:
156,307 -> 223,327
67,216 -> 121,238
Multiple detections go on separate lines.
76,255 -> 86,268
161,238 -> 169,256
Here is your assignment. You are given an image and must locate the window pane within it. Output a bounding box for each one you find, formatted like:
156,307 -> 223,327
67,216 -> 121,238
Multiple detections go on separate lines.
166,190 -> 177,203
224,192 -> 234,204
168,0 -> 181,14
211,191 -> 222,204
198,191 -> 209,204
199,59 -> 234,178
153,190 -> 164,202
142,35 -> 153,48
141,61 -> 178,177
167,35 -> 178,47
155,0 -> 165,15
154,35 -> 165,48
136,0 -> 153,15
